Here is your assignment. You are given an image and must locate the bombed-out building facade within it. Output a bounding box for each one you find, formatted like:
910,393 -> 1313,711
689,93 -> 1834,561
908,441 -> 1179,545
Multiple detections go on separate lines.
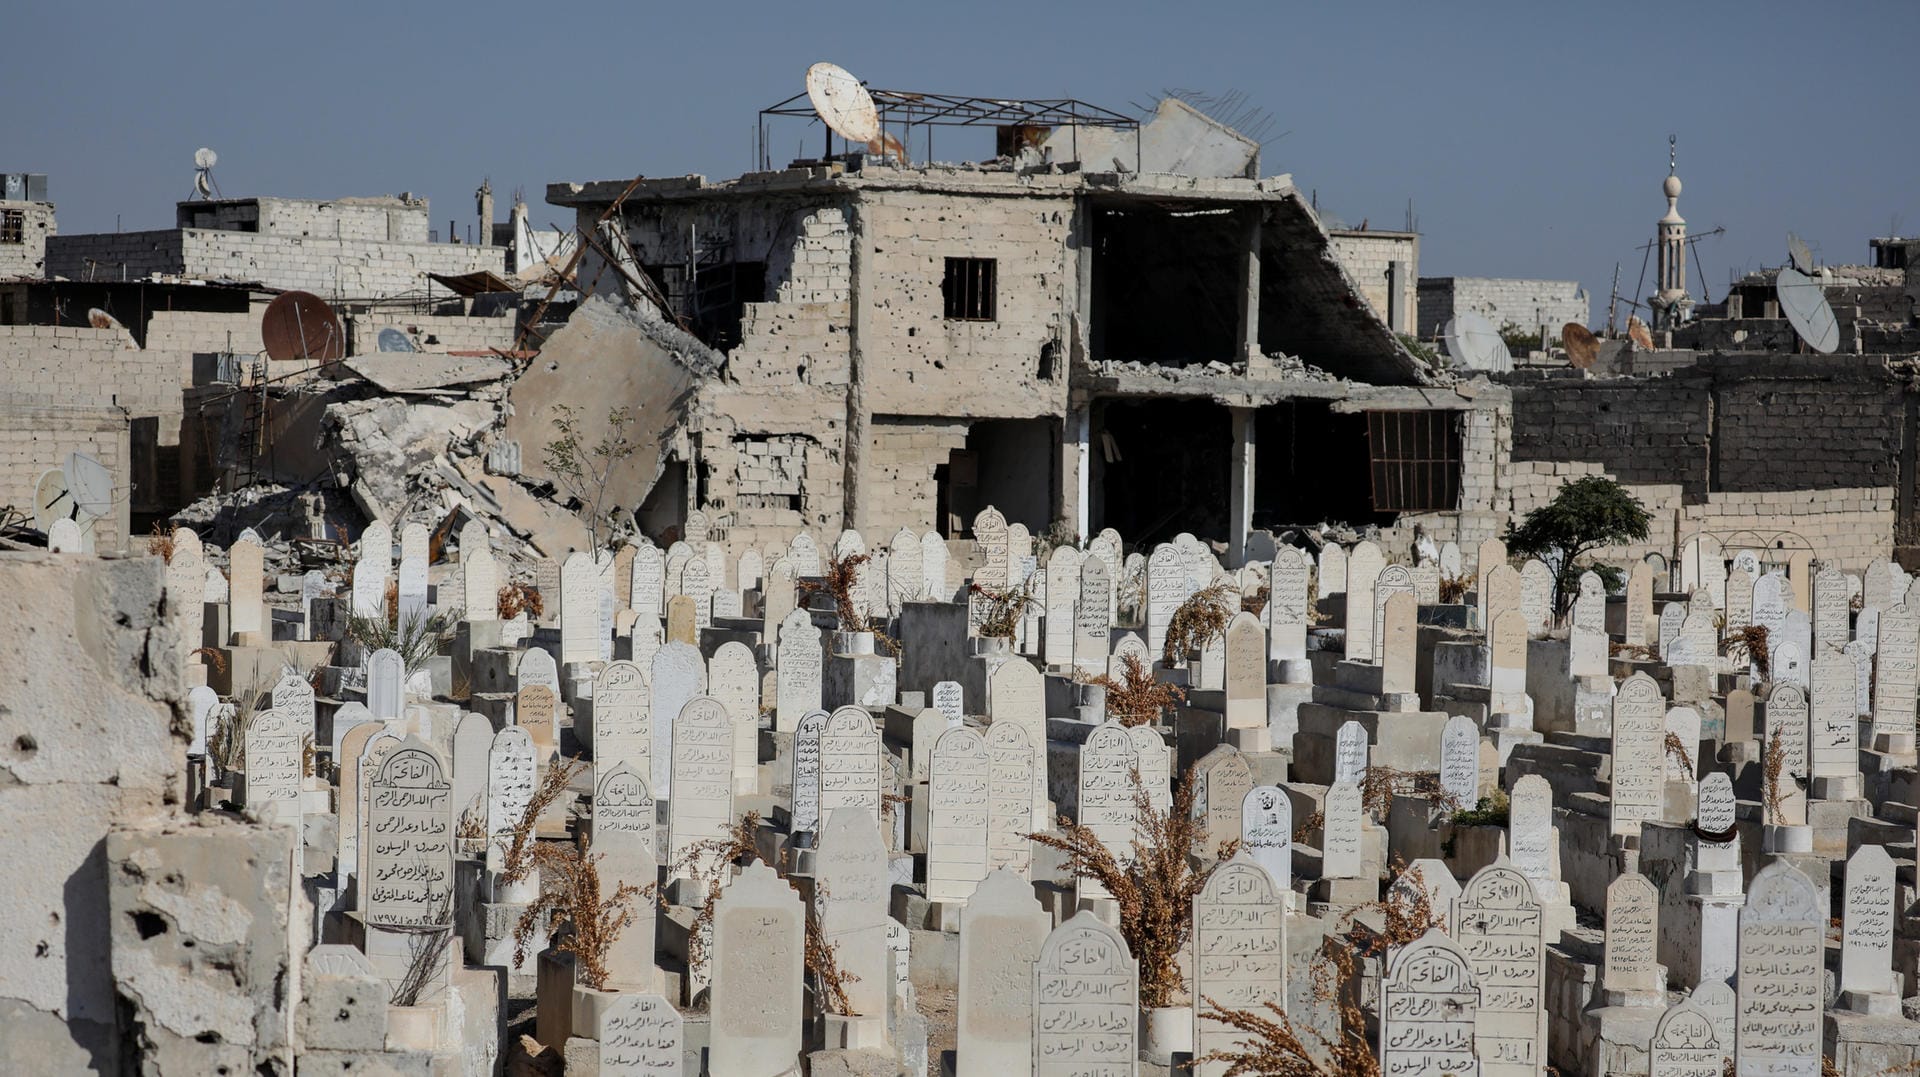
549,97 -> 1509,566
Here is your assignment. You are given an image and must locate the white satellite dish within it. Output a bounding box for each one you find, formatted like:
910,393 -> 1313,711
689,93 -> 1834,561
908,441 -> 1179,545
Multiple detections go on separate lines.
32,468 -> 73,532
806,62 -> 881,146
1775,267 -> 1839,354
65,452 -> 114,518
1786,232 -> 1813,275
192,147 -> 221,200
1441,312 -> 1511,372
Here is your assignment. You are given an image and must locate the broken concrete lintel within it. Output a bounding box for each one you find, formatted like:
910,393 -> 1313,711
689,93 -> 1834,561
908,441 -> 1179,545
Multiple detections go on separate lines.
342,353 -> 513,394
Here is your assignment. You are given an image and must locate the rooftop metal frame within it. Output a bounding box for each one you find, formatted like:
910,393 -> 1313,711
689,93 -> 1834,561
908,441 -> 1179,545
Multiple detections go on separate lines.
757,87 -> 1141,172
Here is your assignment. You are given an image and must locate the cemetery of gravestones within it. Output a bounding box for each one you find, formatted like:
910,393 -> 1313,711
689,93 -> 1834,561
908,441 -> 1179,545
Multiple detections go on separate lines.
43,496 -> 1920,1077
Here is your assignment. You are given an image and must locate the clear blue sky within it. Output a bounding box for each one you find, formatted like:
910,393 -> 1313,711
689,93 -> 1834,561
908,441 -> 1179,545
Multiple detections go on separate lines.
7,0 -> 1915,323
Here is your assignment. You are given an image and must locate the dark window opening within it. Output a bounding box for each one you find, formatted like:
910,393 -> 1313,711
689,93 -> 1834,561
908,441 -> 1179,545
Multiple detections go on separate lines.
942,258 -> 997,321
1092,398 -> 1232,546
1253,402 -> 1389,529
1365,410 -> 1461,513
943,418 -> 1055,536
0,210 -> 23,245
1089,205 -> 1242,365
691,261 -> 766,350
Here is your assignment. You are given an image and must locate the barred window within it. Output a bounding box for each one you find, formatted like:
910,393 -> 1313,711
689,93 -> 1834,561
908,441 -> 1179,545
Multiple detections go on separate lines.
942,258 -> 996,321
0,210 -> 24,245
1366,410 -> 1461,512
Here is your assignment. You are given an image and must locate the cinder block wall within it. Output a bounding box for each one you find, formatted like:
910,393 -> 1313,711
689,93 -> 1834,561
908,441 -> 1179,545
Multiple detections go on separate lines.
865,416 -> 971,537
50,230 -> 503,300
1418,277 -> 1590,340
856,187 -> 1072,419
0,398 -> 130,548
0,200 -> 57,277
1327,232 -> 1417,334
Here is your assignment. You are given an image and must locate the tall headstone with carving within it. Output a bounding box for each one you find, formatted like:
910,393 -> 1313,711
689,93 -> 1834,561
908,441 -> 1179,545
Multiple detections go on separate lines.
1735,862 -> 1824,1075
1192,857 -> 1288,1077
1033,911 -> 1137,1075
1378,928 -> 1480,1077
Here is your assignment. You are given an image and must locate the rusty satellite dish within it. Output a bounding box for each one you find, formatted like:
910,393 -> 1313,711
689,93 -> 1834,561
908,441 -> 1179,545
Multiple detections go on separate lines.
806,62 -> 881,145
261,291 -> 345,363
1626,314 -> 1654,350
1562,322 -> 1599,368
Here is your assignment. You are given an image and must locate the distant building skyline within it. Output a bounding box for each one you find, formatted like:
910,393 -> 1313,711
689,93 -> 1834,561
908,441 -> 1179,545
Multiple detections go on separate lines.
6,0 -> 1915,326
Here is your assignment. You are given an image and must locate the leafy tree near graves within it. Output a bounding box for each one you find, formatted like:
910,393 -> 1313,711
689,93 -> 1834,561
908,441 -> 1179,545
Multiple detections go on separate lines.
1504,476 -> 1650,617
541,403 -> 637,552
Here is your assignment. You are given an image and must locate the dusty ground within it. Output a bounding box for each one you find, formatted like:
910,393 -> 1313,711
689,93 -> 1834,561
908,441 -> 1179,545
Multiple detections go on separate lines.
916,984 -> 958,1076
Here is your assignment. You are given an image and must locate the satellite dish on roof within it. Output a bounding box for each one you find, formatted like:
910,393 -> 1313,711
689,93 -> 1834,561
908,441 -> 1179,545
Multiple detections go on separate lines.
33,469 -> 73,532
1441,312 -> 1510,372
1562,322 -> 1599,369
376,327 -> 417,352
261,291 -> 345,363
1776,266 -> 1839,353
1626,314 -> 1654,350
1786,232 -> 1814,275
65,452 -> 114,518
806,62 -> 881,145
191,147 -> 221,200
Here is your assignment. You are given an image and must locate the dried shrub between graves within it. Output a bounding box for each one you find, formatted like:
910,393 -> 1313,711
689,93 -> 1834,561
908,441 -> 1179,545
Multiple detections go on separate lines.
1437,572 -> 1470,604
799,551 -> 902,655
1027,764 -> 1236,1008
1194,857 -> 1445,1077
968,579 -> 1034,641
1082,651 -> 1186,727
1725,623 -> 1770,680
1764,725 -> 1789,825
1241,584 -> 1270,617
1449,787 -> 1509,828
146,522 -> 175,563
510,833 -> 647,991
1361,766 -> 1461,819
192,647 -> 228,676
1665,732 -> 1695,777
1162,583 -> 1237,667
1608,641 -> 1657,661
391,893 -> 456,1006
497,756 -> 587,885
674,812 -> 862,1015
498,581 -> 543,621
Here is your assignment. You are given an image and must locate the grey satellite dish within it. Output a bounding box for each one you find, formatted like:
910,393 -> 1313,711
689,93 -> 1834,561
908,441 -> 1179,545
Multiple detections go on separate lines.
65,452 -> 115,518
376,327 -> 417,352
806,62 -> 881,145
1441,312 -> 1511,372
33,468 -> 73,531
1775,267 -> 1839,354
1786,233 -> 1813,275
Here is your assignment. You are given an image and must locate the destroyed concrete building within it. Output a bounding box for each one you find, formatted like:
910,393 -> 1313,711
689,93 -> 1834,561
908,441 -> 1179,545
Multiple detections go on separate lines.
0,191 -> 524,551
0,171 -> 55,279
543,94 -> 1512,566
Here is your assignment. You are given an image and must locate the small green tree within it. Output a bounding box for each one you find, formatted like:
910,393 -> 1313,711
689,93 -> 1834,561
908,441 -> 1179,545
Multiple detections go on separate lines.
542,403 -> 637,551
1505,476 -> 1650,617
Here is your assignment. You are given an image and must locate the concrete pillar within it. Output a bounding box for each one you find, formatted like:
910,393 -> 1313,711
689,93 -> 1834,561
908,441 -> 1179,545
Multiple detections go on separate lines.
1240,207 -> 1262,361
476,181 -> 495,248
1065,404 -> 1092,542
843,200 -> 872,533
1227,406 -> 1256,567
1387,260 -> 1409,334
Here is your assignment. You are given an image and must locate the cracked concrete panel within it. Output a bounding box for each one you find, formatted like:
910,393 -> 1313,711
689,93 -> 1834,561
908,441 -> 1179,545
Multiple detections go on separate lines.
108,821 -> 297,1073
0,553 -> 185,1068
0,552 -> 181,792
506,293 -> 713,516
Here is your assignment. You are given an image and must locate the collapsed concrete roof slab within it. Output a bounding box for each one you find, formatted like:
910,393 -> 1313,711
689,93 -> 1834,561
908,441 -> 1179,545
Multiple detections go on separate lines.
342,353 -> 513,394
504,293 -> 718,517
1257,187 -> 1435,387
